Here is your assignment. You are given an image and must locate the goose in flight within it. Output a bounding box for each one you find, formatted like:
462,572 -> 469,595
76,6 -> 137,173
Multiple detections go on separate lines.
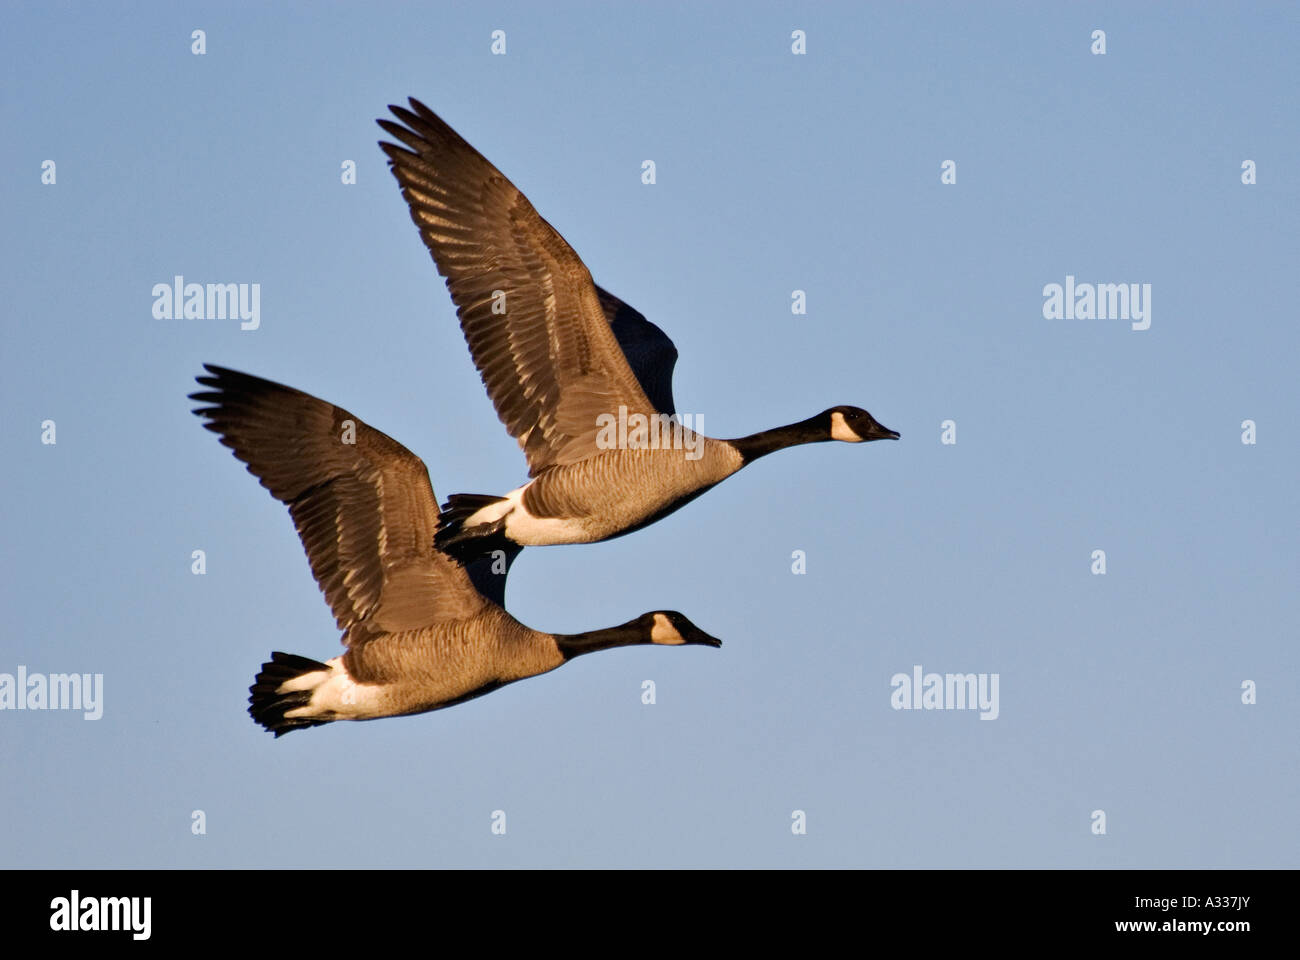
190,365 -> 721,737
378,99 -> 899,562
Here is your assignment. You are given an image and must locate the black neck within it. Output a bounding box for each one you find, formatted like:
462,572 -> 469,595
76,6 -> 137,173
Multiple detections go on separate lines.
554,621 -> 644,661
728,414 -> 829,465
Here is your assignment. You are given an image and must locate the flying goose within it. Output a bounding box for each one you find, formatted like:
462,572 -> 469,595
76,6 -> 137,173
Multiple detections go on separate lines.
189,365 -> 721,736
378,99 -> 900,562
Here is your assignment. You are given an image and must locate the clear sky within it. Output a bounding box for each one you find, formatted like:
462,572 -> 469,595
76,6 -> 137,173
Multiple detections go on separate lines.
2,1 -> 1296,868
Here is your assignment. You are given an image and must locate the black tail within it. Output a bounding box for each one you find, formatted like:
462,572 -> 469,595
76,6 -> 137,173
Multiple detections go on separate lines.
248,652 -> 333,738
436,493 -> 514,564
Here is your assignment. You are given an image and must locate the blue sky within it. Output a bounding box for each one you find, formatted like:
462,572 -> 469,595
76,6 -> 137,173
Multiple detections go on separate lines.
2,1 -> 1296,868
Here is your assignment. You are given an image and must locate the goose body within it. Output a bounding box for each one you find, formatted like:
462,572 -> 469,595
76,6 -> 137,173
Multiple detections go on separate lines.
378,99 -> 899,561
447,437 -> 744,547
190,365 -> 720,736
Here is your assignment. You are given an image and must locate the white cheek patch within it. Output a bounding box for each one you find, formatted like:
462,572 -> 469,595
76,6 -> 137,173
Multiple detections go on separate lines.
650,613 -> 686,645
830,411 -> 865,442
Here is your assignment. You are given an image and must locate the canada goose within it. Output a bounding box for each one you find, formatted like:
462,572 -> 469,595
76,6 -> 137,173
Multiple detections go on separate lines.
189,365 -> 721,736
378,99 -> 900,561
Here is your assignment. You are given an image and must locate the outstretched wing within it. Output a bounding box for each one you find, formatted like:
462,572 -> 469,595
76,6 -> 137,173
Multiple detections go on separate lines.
379,98 -> 665,476
190,364 -> 486,647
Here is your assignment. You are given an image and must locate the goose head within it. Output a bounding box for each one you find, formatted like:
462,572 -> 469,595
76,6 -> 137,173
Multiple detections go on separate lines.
554,611 -> 722,659
644,611 -> 724,647
729,406 -> 900,464
825,405 -> 900,443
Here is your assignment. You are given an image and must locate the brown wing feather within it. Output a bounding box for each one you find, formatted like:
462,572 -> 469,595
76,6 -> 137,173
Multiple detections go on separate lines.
378,99 -> 658,476
190,365 -> 485,647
